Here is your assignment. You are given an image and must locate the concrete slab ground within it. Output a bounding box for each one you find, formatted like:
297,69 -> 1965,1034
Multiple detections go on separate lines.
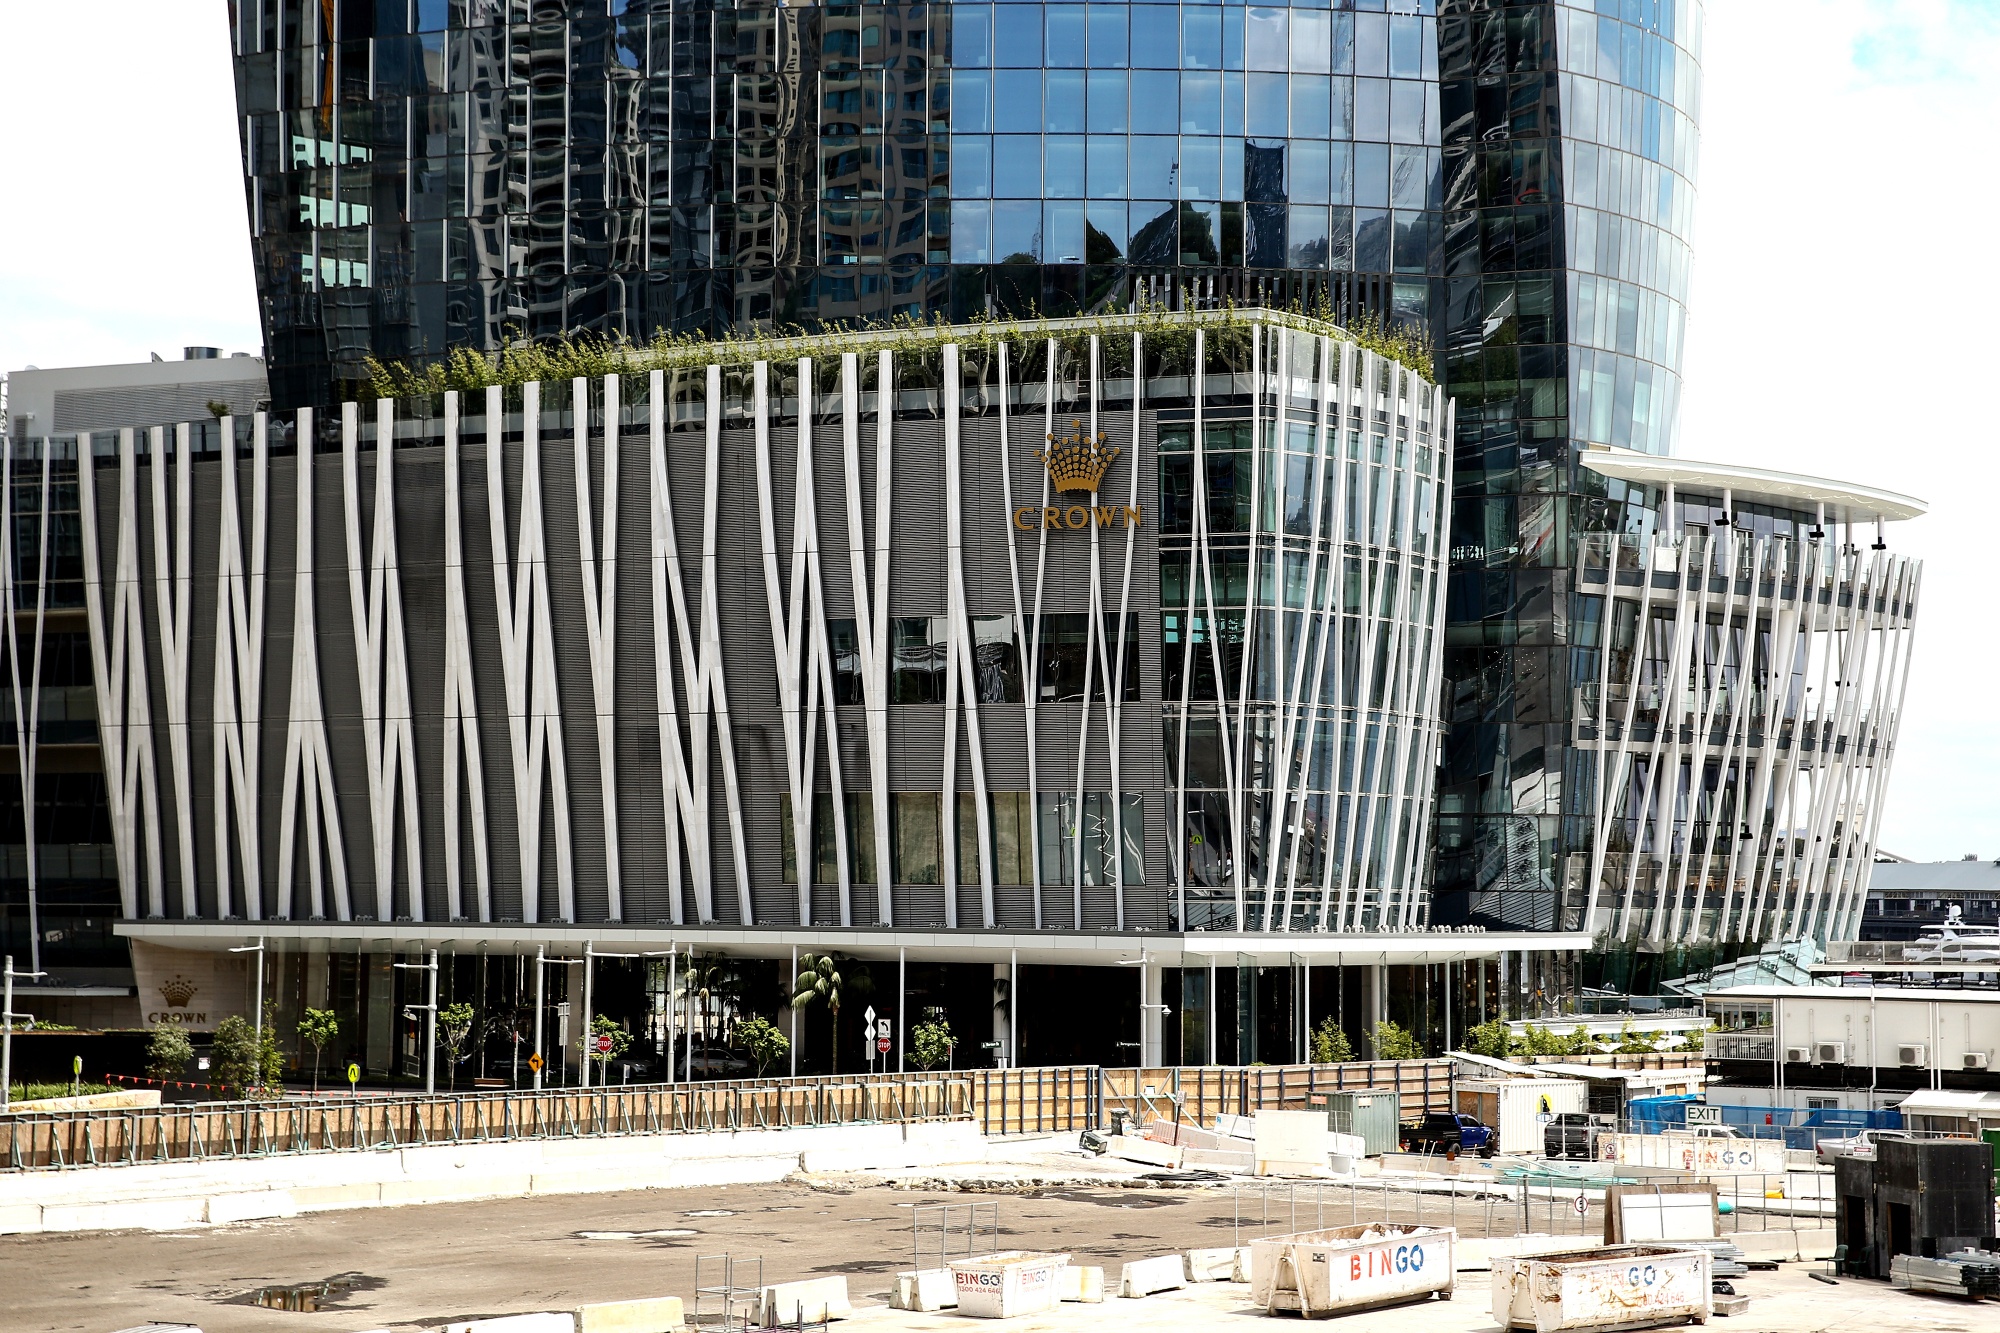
0,1162 -> 1940,1333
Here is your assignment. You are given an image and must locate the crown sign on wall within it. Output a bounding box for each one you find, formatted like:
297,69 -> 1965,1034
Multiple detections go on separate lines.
159,976 -> 197,1007
1036,422 -> 1121,494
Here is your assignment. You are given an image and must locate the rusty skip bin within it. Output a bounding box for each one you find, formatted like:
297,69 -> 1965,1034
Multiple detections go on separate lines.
1250,1224 -> 1456,1318
1492,1245 -> 1712,1332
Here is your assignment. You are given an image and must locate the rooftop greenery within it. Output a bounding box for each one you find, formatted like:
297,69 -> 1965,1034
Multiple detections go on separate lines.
361,298 -> 1434,403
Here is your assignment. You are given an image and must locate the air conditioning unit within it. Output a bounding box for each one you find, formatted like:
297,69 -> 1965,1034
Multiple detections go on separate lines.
1965,1052 -> 1990,1071
1784,1046 -> 1812,1064
1815,1042 -> 1847,1064
1897,1043 -> 1928,1067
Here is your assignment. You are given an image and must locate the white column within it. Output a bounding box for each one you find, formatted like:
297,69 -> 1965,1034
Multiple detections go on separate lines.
1139,957 -> 1163,1067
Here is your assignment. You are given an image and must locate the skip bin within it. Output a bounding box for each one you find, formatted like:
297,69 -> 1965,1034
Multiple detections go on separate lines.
948,1251 -> 1071,1318
1491,1245 -> 1711,1332
1317,1093 -> 1401,1157
1250,1224 -> 1455,1317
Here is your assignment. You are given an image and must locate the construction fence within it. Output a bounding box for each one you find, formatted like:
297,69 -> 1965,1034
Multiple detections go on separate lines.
2,1059 -> 1452,1172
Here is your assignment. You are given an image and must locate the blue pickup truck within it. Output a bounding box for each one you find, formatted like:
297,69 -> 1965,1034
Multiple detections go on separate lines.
1405,1112 -> 1498,1157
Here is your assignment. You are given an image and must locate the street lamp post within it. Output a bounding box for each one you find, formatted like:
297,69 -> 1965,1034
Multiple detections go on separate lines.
2,955 -> 49,1111
393,949 -> 439,1095
227,938 -> 267,1092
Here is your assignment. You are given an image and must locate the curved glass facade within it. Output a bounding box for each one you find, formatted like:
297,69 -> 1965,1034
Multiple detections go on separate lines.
1433,0 -> 1702,935
227,0 -> 1444,410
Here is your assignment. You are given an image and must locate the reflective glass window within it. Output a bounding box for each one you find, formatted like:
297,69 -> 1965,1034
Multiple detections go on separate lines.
1087,70 -> 1129,132
948,198 -> 988,260
1132,70 -> 1179,133
1245,7 -> 1287,72
1246,72 -> 1286,138
1131,136 -> 1178,197
1182,8 -> 1221,70
1086,200 -> 1128,259
1292,74 -> 1331,139
1132,10 -> 1177,67
993,199 -> 1042,259
1045,199 -> 1087,262
993,135 -> 1043,196
955,135 -> 993,197
1045,135 -> 1086,197
1046,70 -> 1086,133
995,7 -> 1044,65
1087,135 -> 1128,197
1290,10 -> 1331,75
1180,137 -> 1221,200
1180,72 -> 1221,135
953,6 -> 993,66
1087,4 -> 1129,67
993,71 -> 1043,132
1046,5 -> 1087,69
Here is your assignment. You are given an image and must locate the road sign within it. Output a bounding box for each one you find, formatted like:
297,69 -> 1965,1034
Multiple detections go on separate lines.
877,1037 -> 891,1054
346,1062 -> 360,1086
528,1052 -> 545,1073
1686,1104 -> 1722,1126
595,1033 -> 614,1054
864,1005 -> 877,1029
1573,1193 -> 1588,1216
877,1018 -> 892,1038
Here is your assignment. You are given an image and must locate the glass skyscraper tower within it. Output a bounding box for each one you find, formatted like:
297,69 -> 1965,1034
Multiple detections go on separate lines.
225,0 -> 1445,409
1428,1 -> 1700,959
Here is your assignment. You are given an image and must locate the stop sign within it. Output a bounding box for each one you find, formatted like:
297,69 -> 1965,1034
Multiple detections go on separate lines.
877,1037 -> 891,1054
595,1034 -> 614,1053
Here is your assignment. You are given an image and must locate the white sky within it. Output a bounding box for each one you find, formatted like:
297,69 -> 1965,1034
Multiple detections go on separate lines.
0,1 -> 1993,860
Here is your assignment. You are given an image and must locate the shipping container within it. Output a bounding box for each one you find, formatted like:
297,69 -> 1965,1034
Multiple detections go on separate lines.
1250,1224 -> 1455,1317
1316,1092 -> 1402,1157
1457,1079 -> 1591,1155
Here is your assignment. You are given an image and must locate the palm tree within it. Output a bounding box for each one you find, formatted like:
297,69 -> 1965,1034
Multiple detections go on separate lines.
790,953 -> 845,1074
680,953 -> 741,1077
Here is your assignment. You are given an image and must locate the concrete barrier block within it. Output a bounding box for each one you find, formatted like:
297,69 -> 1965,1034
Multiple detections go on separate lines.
380,1173 -> 531,1205
760,1276 -> 851,1324
891,1269 -> 957,1311
528,1166 -> 675,1197
439,1314 -> 574,1333
1184,1247 -> 1249,1283
1057,1266 -> 1104,1303
576,1295 -> 684,1333
206,1190 -> 300,1224
903,1120 -> 984,1156
1106,1136 -> 1183,1169
1119,1256 -> 1186,1298
40,1198 -> 209,1232
666,1155 -> 797,1189
291,1182 -> 385,1211
0,1203 -> 43,1235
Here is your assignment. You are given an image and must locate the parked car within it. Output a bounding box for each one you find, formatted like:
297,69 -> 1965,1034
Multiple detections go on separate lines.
1544,1112 -> 1602,1160
1662,1123 -> 1746,1140
1815,1128 -> 1913,1165
1405,1112 -> 1496,1157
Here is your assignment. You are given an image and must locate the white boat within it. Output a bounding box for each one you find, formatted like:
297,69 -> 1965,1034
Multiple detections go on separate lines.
1902,906 -> 2000,964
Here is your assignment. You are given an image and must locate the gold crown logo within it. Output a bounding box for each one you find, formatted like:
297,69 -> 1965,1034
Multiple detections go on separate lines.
1036,421 -> 1120,494
159,976 -> 197,1008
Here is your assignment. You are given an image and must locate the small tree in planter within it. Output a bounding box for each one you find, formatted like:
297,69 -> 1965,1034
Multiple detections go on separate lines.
213,1006 -> 285,1097
298,1008 -> 340,1094
909,1018 -> 955,1071
437,1002 -> 477,1092
1310,1016 -> 1354,1064
735,1015 -> 790,1077
146,1026 -> 194,1083
1370,1020 -> 1423,1061
582,1015 -> 631,1079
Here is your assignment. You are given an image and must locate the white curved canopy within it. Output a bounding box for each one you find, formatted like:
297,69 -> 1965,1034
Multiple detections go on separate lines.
1578,445 -> 1927,524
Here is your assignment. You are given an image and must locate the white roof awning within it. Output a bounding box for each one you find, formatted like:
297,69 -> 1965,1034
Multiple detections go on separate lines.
1577,446 -> 1926,525
1895,1089 -> 2000,1116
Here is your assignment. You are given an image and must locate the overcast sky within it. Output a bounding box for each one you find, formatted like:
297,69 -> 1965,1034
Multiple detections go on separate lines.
1,1 -> 1994,861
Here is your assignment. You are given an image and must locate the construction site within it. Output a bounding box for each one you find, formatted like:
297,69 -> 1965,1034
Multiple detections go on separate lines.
0,1051 -> 1994,1333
